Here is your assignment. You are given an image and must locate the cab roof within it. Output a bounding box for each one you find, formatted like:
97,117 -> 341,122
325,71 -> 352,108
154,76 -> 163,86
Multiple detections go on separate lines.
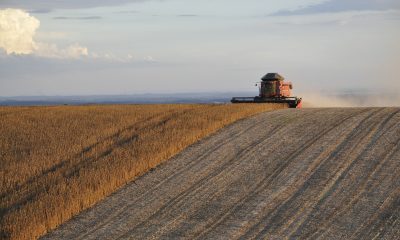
261,73 -> 285,81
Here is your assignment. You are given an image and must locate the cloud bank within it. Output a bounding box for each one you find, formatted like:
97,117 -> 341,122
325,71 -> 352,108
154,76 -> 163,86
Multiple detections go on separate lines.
0,0 -> 147,11
273,0 -> 400,15
0,8 -> 88,59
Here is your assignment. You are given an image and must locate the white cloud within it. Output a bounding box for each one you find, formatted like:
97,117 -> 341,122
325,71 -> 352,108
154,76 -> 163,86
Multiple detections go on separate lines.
144,55 -> 155,62
35,43 -> 88,59
0,8 -> 88,59
0,8 -> 39,54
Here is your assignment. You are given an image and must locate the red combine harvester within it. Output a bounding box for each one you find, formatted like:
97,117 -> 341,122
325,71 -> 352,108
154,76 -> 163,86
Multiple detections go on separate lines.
231,73 -> 302,108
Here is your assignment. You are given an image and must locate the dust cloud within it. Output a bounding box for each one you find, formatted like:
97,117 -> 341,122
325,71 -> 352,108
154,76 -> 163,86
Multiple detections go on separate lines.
301,92 -> 400,108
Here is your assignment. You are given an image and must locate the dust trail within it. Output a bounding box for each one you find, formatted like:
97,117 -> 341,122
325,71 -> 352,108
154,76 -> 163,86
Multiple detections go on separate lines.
300,92 -> 400,108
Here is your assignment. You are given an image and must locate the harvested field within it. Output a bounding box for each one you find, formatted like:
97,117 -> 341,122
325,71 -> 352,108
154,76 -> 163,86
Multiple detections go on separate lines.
0,104 -> 284,240
43,108 -> 400,240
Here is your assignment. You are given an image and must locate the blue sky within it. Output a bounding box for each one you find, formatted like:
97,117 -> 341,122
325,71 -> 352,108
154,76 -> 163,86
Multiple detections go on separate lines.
0,0 -> 399,97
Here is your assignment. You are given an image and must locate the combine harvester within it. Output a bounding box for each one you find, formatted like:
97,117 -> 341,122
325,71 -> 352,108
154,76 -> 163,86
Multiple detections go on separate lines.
231,73 -> 302,108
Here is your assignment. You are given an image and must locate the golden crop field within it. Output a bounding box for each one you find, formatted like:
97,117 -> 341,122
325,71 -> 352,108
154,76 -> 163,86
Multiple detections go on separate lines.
0,103 -> 285,240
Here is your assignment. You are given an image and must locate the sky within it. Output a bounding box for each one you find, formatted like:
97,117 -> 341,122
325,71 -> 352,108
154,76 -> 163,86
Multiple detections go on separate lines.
0,0 -> 399,97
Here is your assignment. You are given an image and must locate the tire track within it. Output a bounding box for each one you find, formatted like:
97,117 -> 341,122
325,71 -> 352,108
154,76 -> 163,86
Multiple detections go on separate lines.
114,112 -> 303,239
350,140 -> 400,239
193,108 -> 375,240
247,108 -> 397,239
74,110 -> 302,239
358,188 -> 400,240
292,109 -> 400,239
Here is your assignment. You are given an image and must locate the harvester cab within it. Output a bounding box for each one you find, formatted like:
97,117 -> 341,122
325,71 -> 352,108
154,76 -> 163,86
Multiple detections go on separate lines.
231,73 -> 302,108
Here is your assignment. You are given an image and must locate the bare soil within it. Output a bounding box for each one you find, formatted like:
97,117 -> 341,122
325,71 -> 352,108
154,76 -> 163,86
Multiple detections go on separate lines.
42,108 -> 400,240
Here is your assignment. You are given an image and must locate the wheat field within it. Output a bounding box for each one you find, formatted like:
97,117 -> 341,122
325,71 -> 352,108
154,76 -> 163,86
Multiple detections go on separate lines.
0,103 -> 284,240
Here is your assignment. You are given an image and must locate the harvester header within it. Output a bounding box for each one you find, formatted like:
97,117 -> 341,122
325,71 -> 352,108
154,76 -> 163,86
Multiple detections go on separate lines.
231,73 -> 302,108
